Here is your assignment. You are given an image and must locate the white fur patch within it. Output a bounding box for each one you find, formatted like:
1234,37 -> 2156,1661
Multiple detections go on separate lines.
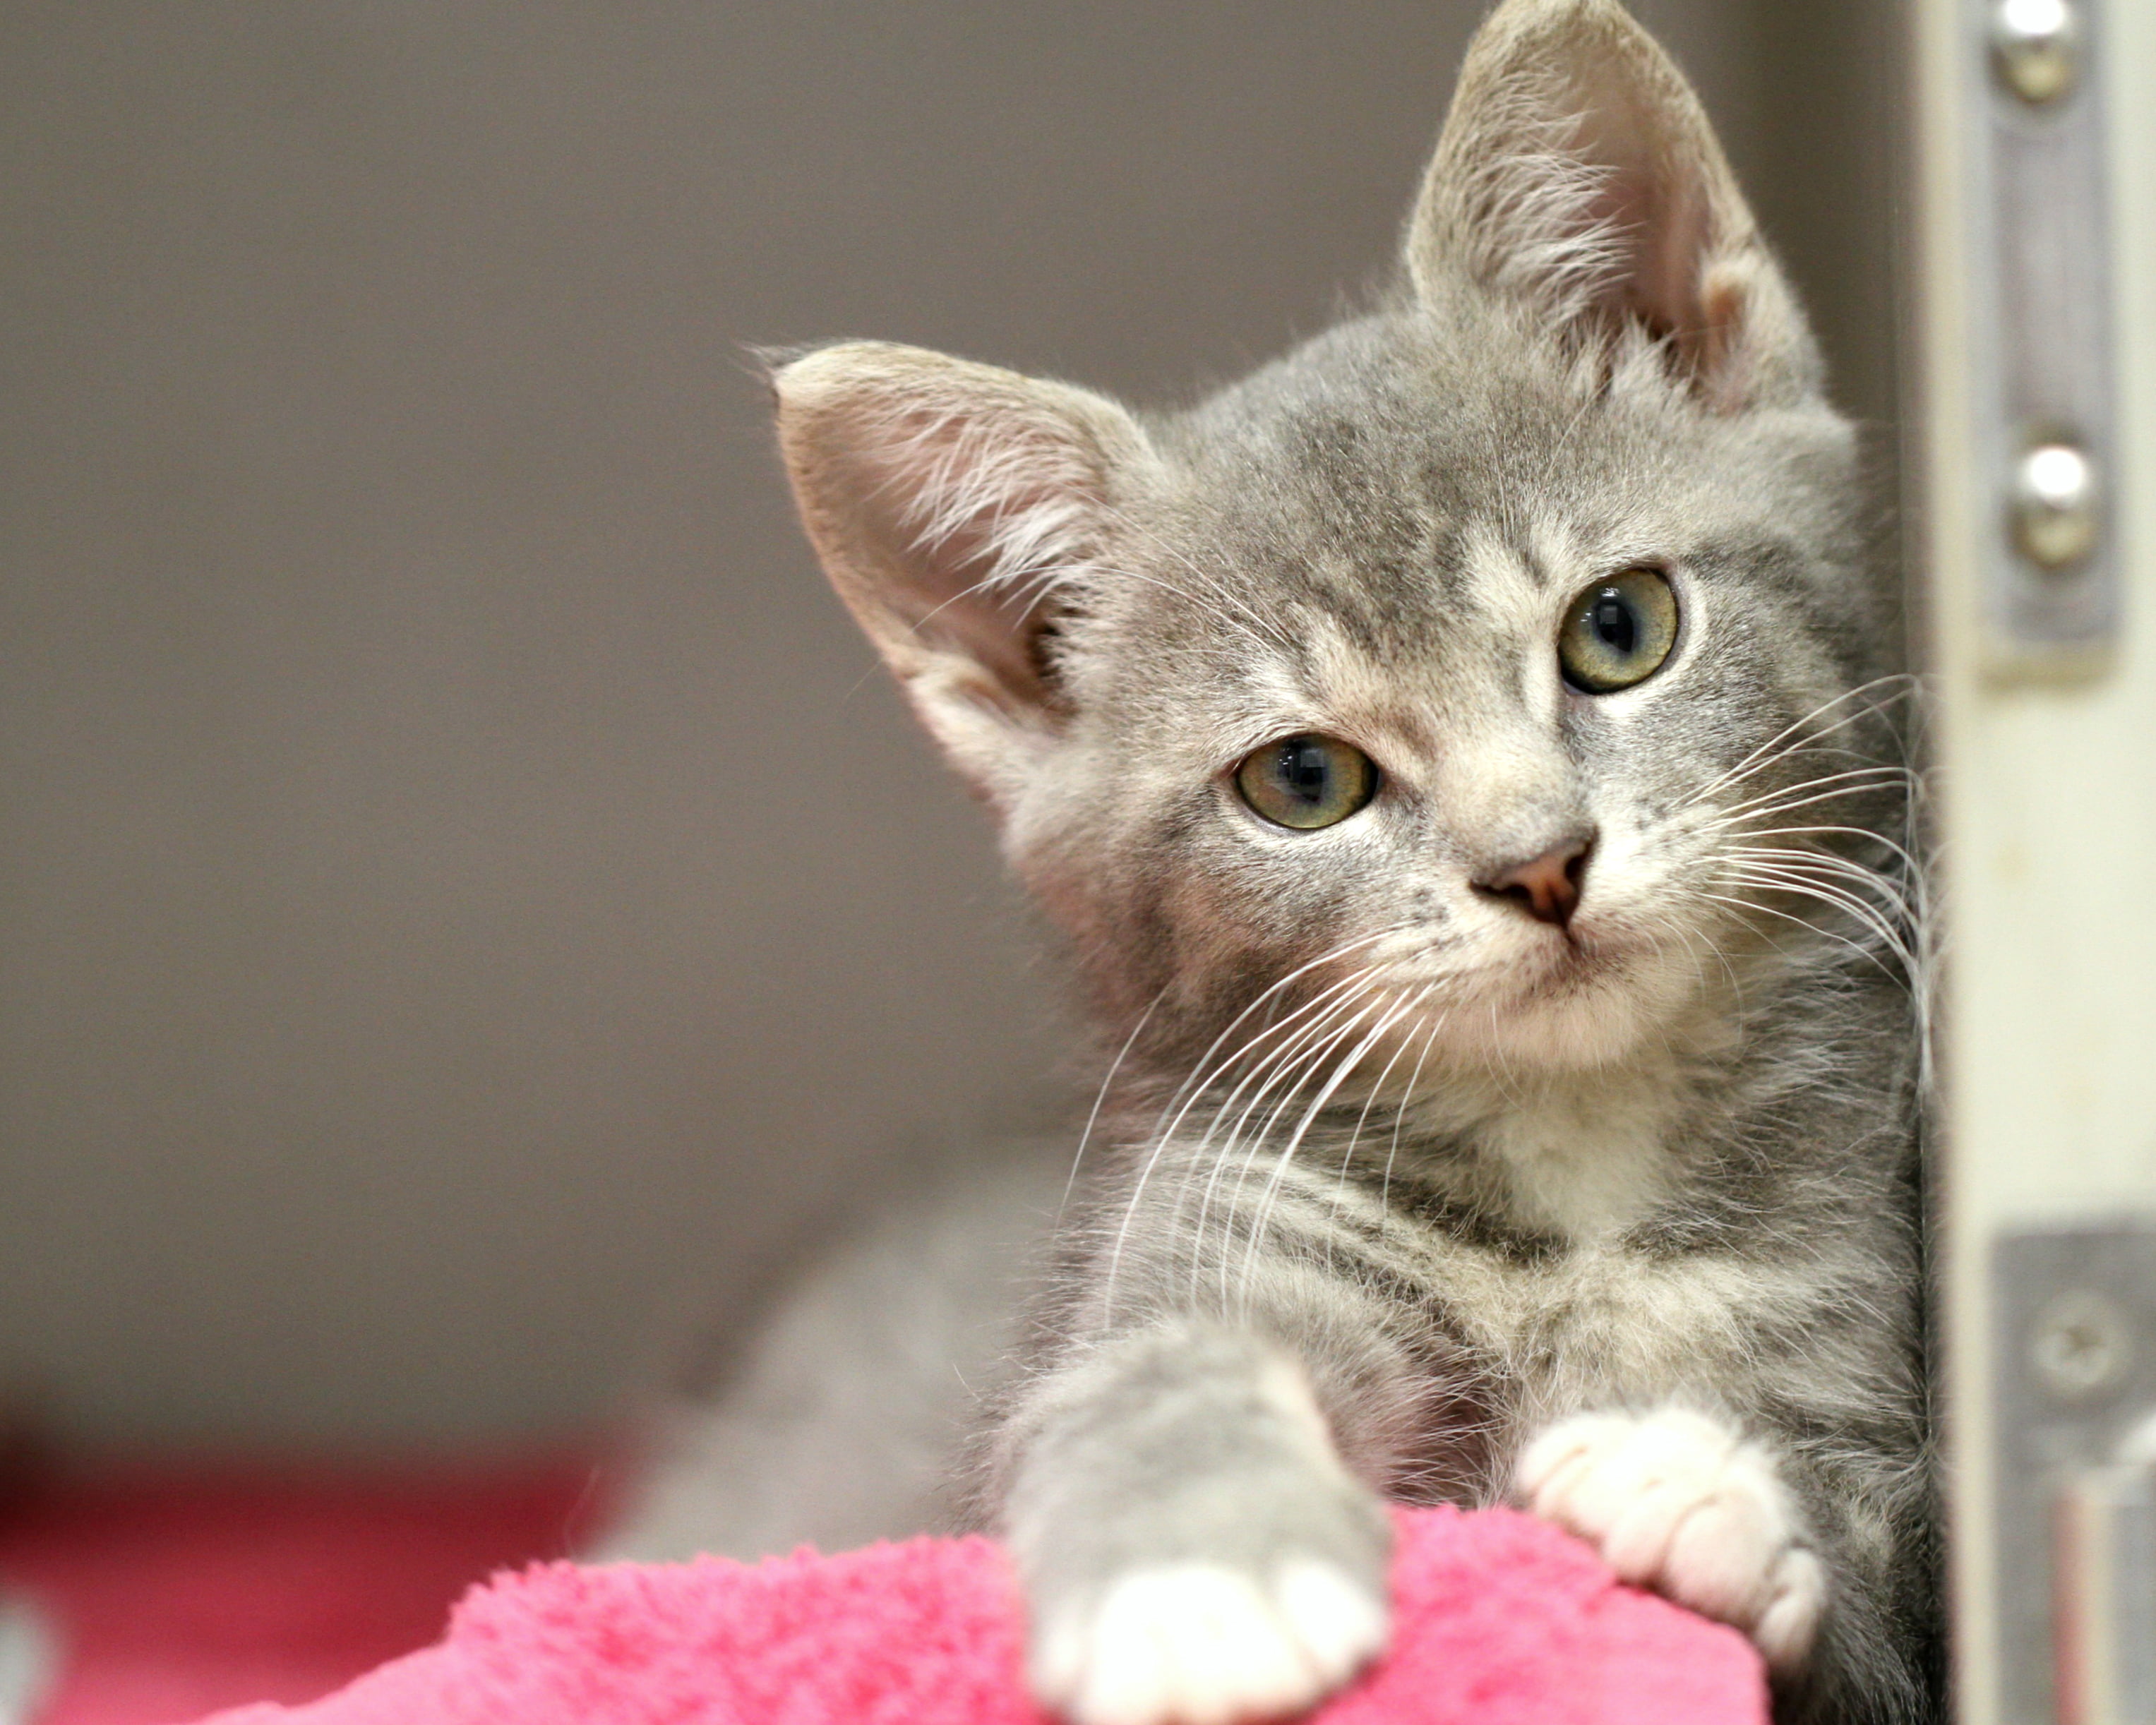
1476,1081 -> 1675,1241
1517,1407 -> 1825,1671
1031,1561 -> 1387,1725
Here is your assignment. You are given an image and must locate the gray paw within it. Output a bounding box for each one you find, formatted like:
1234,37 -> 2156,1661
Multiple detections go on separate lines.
1010,1331 -> 1392,1725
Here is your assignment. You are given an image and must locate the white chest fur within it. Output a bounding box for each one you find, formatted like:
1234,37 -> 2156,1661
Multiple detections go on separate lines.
1478,1077 -> 1681,1242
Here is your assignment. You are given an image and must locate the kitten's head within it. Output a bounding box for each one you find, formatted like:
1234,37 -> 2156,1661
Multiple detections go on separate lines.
774,0 -> 1902,1081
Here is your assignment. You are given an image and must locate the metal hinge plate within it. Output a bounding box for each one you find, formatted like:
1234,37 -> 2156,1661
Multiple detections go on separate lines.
1993,1221 -> 2156,1725
1966,0 -> 2119,672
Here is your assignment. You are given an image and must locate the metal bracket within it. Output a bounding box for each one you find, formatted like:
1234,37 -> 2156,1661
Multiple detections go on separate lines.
1967,0 -> 2119,671
1993,1222 -> 2156,1725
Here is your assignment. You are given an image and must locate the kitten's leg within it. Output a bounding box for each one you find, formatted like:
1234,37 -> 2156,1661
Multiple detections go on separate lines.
1515,1408 -> 1826,1671
1004,1319 -> 1394,1725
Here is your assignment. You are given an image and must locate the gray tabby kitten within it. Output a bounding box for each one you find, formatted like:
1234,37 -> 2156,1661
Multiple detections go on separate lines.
773,3 -> 1934,1723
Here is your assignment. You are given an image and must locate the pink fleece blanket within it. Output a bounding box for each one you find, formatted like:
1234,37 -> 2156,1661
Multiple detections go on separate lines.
192,1505 -> 1764,1725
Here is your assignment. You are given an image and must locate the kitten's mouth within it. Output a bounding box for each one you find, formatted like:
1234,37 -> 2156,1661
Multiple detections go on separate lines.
1494,916 -> 1634,1002
1390,921 -> 1616,1011
1377,908 -> 1653,1026
1530,929 -> 1605,982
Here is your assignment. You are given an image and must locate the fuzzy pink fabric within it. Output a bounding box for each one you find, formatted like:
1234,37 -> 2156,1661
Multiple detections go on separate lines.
191,1505 -> 1764,1725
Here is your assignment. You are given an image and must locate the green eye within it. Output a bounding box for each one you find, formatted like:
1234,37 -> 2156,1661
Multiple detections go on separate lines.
1235,734 -> 1378,831
1558,567 -> 1680,693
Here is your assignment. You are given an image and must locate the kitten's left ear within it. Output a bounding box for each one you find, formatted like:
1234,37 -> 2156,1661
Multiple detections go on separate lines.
774,342 -> 1154,809
1406,0 -> 1821,411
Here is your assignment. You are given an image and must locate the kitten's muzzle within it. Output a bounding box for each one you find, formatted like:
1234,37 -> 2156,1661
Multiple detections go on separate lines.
1471,831 -> 1594,931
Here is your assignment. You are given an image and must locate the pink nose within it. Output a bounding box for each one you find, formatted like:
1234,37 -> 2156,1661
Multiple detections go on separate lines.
1475,834 -> 1593,929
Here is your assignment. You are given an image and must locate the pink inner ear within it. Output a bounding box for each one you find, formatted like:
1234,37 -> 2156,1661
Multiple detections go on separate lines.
849,403 -> 1103,711
1566,83 -> 1714,352
1636,176 -> 1711,347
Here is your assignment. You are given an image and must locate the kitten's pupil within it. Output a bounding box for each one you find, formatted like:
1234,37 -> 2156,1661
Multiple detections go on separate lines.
1285,740 -> 1328,803
1591,591 -> 1637,656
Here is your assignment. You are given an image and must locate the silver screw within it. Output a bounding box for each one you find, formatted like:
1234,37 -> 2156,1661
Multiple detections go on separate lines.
2011,440 -> 2100,570
1992,0 -> 2081,105
2032,1290 -> 2131,1399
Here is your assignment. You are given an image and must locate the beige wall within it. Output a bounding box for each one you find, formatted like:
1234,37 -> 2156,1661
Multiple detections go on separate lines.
0,2 -> 1893,1450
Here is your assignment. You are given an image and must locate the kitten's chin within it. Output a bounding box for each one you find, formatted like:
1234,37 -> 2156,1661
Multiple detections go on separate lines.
1442,930 -> 1710,1071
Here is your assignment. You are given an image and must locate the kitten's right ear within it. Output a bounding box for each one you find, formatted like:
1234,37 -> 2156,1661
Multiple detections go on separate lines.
1406,0 -> 1821,410
773,342 -> 1152,808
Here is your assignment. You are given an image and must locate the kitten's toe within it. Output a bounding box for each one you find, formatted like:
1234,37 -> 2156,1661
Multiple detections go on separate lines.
1749,1547 -> 1826,1670
1517,1407 -> 1823,1671
1031,1560 -> 1388,1725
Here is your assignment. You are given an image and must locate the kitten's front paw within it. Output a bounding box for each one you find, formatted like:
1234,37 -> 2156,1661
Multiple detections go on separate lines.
1516,1408 -> 1824,1671
1031,1559 -> 1387,1725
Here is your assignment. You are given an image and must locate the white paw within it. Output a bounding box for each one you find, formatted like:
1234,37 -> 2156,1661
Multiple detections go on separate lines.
1517,1408 -> 1825,1672
1031,1560 -> 1388,1725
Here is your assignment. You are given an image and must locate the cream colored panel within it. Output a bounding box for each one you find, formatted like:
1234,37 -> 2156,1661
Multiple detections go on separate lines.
1917,0 -> 2156,1719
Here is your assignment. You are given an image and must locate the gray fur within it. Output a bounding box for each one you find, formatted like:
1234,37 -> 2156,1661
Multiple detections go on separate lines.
772,3 -> 1934,1721
593,1148 -> 1062,1563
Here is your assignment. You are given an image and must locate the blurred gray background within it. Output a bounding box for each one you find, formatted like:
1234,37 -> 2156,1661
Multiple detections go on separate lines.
0,2 -> 1900,1453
